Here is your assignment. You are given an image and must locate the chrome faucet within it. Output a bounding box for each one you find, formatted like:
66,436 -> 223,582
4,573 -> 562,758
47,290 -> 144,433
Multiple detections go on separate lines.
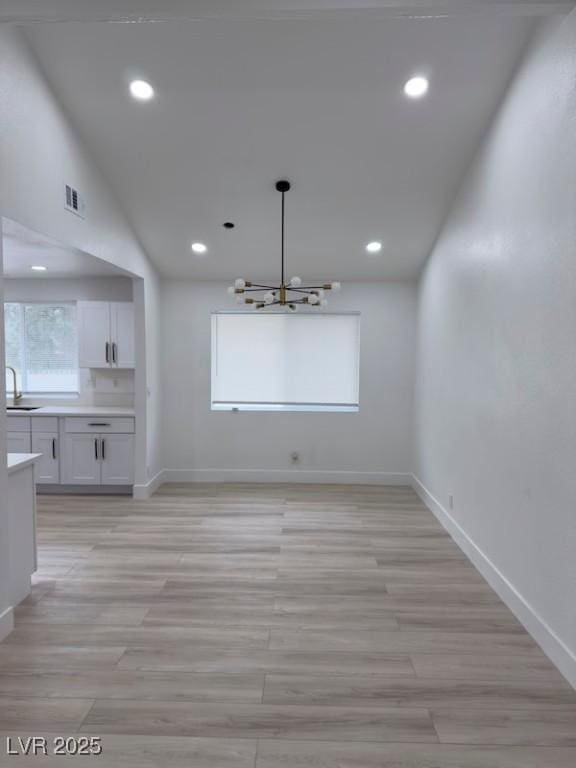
5,366 -> 22,406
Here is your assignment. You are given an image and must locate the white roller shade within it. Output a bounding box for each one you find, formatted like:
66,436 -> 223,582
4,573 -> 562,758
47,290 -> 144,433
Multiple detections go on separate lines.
4,302 -> 79,394
211,312 -> 360,412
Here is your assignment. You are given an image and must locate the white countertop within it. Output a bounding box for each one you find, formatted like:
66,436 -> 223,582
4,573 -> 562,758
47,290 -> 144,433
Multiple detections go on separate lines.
7,453 -> 41,475
6,406 -> 135,417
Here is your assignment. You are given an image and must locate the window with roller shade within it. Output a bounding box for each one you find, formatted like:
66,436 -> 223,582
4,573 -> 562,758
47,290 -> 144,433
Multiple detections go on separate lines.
4,303 -> 79,395
211,312 -> 360,412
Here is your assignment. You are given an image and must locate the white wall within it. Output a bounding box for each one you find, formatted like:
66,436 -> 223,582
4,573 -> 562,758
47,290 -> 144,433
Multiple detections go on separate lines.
162,281 -> 416,483
0,27 -> 162,490
4,276 -> 133,303
414,11 -> 576,685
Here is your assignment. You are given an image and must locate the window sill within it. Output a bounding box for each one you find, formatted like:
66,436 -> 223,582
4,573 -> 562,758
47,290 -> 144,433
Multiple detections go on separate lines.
212,403 -> 359,413
18,393 -> 80,402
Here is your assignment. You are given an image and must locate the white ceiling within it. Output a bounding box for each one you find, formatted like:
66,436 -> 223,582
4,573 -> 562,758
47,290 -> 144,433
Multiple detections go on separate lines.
25,13 -> 538,280
2,219 -> 133,278
2,1 -> 572,23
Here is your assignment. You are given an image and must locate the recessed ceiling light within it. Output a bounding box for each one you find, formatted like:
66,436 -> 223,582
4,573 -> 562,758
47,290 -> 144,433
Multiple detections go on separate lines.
191,242 -> 208,254
366,241 -> 382,253
404,76 -> 429,99
129,79 -> 155,101
30,265 -> 47,272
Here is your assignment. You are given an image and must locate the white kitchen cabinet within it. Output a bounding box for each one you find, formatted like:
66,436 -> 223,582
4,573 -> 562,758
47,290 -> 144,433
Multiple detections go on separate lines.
78,301 -> 111,368
110,302 -> 135,368
61,433 -> 101,485
62,431 -> 134,485
100,434 -> 134,485
78,301 -> 134,369
7,456 -> 39,605
7,413 -> 135,489
31,433 -> 60,484
7,432 -> 31,453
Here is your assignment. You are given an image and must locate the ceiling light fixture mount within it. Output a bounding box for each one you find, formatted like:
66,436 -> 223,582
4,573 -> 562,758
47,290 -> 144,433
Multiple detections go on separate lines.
228,180 -> 340,311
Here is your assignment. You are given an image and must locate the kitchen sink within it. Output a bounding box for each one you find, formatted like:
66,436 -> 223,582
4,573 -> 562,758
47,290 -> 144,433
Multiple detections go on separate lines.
6,406 -> 42,411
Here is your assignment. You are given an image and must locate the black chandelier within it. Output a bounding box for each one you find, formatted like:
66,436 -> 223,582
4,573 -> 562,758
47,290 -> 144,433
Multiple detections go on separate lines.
227,180 -> 341,311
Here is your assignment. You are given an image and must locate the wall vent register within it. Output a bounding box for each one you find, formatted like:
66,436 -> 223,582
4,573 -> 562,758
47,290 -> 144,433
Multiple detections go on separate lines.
64,184 -> 85,218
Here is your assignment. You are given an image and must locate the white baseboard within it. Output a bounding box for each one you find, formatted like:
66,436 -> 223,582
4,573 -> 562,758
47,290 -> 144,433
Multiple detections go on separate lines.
0,606 -> 14,643
133,470 -> 165,499
162,469 -> 412,486
412,474 -> 576,690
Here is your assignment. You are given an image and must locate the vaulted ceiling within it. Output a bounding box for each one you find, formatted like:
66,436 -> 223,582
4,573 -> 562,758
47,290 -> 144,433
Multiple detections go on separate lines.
23,9 -> 541,279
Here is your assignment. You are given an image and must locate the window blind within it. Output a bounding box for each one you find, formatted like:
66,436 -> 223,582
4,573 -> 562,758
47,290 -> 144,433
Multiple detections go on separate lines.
211,312 -> 360,412
4,303 -> 79,394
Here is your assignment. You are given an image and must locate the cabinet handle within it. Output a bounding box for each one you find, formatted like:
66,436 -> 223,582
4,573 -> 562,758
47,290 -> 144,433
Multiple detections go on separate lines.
88,423 -> 111,427
94,438 -> 99,460
105,342 -> 110,363
112,343 -> 118,364
101,439 -> 106,460
52,438 -> 57,460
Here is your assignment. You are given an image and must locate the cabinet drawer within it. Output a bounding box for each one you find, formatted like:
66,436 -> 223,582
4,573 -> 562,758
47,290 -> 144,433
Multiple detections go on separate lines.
31,417 -> 59,433
64,417 -> 135,434
6,416 -> 31,432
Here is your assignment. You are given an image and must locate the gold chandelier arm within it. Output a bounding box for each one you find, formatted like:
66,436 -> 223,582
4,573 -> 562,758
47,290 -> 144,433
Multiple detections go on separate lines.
288,298 -> 317,304
240,287 -> 279,292
296,285 -> 329,291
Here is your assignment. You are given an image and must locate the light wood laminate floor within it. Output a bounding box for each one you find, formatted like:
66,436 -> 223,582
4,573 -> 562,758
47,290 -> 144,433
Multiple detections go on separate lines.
1,483 -> 575,767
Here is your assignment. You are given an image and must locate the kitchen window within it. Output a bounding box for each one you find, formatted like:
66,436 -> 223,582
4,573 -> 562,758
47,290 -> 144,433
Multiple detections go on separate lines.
211,311 -> 360,412
4,302 -> 79,395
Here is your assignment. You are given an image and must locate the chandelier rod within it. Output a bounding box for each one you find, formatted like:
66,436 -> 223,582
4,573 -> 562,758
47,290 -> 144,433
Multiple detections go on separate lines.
281,186 -> 286,287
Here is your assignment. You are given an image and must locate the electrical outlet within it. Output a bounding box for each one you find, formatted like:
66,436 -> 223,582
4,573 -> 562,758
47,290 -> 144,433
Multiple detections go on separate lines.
448,493 -> 454,510
291,451 -> 300,465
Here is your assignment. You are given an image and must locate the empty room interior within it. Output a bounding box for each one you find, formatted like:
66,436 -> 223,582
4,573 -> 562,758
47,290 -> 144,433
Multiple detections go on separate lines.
0,0 -> 575,765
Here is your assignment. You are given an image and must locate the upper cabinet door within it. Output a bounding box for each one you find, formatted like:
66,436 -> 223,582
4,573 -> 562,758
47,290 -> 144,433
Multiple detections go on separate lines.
78,301 -> 111,368
110,302 -> 135,369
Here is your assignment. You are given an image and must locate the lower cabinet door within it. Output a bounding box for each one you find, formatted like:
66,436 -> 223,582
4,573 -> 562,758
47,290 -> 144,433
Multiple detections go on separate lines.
31,433 -> 60,484
7,432 -> 31,453
101,434 -> 134,485
61,433 -> 101,485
